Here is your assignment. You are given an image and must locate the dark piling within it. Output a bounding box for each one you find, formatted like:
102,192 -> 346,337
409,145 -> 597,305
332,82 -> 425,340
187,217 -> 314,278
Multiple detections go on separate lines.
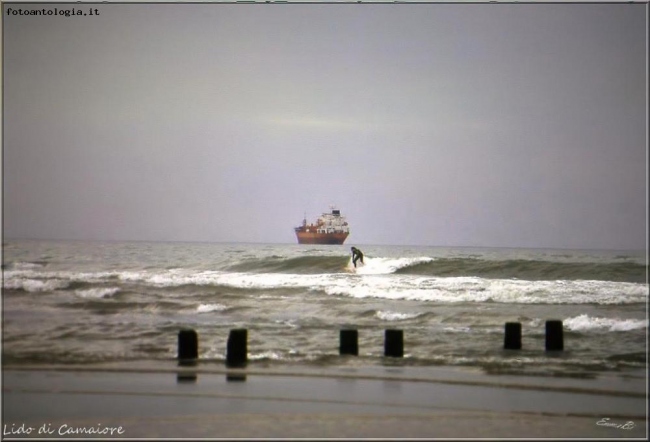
384,329 -> 404,358
545,320 -> 564,351
340,329 -> 359,356
226,328 -> 248,367
177,329 -> 198,362
504,322 -> 522,350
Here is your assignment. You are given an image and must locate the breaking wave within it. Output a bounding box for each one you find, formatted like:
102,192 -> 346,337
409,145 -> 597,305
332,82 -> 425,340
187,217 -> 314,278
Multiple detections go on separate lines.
196,303 -> 229,313
6,261 -> 48,270
564,314 -> 648,332
351,257 -> 435,275
75,287 -> 121,298
4,241 -> 646,374
225,256 -> 350,274
394,258 -> 647,283
3,277 -> 70,292
3,263 -> 647,306
12,254 -> 637,282
218,255 -> 646,282
375,310 -> 424,321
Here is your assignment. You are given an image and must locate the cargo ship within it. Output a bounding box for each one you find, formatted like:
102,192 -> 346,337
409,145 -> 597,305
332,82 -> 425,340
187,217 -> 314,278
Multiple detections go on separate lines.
294,206 -> 350,245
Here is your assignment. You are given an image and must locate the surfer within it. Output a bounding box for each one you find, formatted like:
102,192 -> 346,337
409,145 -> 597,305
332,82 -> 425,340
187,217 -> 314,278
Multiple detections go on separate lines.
351,247 -> 364,268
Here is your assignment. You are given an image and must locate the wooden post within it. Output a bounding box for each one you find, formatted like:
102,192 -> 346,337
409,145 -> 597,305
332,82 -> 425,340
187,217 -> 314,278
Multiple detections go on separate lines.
177,329 -> 198,361
545,320 -> 564,351
504,322 -> 522,350
227,328 -> 248,367
340,329 -> 359,356
384,329 -> 404,358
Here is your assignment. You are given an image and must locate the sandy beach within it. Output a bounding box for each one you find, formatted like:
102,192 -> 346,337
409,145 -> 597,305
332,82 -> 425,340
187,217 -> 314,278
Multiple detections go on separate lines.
2,362 -> 646,439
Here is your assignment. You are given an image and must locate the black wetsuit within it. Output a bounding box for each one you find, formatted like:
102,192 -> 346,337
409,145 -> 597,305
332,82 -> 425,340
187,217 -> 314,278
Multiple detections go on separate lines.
351,247 -> 364,268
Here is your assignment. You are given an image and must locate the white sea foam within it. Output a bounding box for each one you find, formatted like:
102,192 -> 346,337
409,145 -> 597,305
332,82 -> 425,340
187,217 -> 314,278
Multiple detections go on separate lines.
196,303 -> 228,313
443,326 -> 473,333
214,271 -> 646,305
249,351 -> 285,361
5,265 -> 646,306
274,319 -> 299,328
75,287 -> 120,298
319,275 -> 647,305
11,262 -> 45,270
376,310 -> 422,321
118,271 -> 150,282
3,277 -> 69,292
351,256 -> 435,275
258,294 -> 291,300
564,314 -> 648,332
528,318 -> 542,328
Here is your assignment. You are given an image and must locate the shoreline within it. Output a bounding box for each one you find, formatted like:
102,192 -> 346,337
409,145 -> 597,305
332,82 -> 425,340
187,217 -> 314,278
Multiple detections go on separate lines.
3,362 -> 647,438
3,360 -> 647,398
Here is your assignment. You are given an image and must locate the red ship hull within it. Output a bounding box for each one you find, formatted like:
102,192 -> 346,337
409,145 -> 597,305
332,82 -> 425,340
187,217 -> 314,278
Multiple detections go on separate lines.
295,231 -> 349,245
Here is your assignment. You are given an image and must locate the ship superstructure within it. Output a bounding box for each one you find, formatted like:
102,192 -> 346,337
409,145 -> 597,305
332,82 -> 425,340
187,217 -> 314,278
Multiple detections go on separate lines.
294,206 -> 350,245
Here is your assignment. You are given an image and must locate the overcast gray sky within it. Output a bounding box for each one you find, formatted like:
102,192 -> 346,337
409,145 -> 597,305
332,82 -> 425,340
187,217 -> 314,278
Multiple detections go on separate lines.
2,2 -> 647,249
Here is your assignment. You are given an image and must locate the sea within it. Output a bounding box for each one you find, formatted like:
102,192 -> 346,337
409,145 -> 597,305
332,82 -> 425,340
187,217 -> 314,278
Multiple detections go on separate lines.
2,239 -> 647,378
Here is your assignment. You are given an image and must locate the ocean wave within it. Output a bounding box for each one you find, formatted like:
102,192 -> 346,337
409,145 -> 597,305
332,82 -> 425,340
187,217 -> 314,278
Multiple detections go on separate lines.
258,294 -> 292,300
375,310 -> 423,321
223,255 -> 436,277
319,276 -> 647,305
75,287 -> 121,298
7,261 -> 48,270
196,303 -> 228,313
217,254 -> 647,282
225,255 -> 350,274
225,255 -> 447,276
4,267 -> 647,305
351,257 -> 436,275
274,319 -> 299,328
564,314 -> 648,332
394,257 -> 646,283
442,326 -> 473,333
248,351 -> 286,361
3,277 -> 69,292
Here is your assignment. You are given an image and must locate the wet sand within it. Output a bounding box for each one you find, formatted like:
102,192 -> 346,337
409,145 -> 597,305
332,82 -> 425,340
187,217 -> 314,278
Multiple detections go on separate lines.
2,362 -> 647,438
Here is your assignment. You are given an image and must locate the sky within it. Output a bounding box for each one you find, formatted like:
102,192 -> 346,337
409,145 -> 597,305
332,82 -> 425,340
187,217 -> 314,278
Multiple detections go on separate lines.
2,1 -> 647,249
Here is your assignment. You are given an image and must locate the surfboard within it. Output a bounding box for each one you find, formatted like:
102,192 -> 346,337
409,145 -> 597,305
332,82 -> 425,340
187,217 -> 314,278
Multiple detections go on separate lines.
345,259 -> 364,273
345,257 -> 363,272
